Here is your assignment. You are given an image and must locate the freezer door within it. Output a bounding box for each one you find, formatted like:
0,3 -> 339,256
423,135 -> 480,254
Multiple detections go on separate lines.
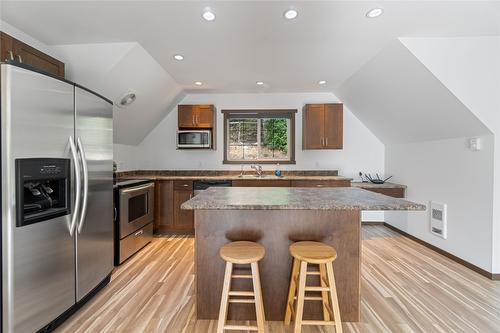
74,86 -> 114,301
1,64 -> 76,333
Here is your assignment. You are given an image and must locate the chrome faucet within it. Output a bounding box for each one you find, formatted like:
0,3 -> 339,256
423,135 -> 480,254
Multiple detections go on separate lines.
251,165 -> 263,177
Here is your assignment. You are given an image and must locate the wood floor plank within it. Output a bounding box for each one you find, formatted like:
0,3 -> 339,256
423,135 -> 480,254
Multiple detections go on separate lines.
55,226 -> 500,333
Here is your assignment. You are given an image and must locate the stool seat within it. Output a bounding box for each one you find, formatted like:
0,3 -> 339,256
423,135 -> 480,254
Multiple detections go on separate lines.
220,241 -> 265,264
289,241 -> 337,264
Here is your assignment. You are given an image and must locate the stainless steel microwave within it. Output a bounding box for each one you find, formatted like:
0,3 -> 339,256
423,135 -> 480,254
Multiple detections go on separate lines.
177,130 -> 212,149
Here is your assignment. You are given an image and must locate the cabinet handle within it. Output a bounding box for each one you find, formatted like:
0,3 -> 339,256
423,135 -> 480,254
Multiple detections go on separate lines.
321,137 -> 324,146
9,50 -> 14,61
325,137 -> 328,146
134,230 -> 143,237
17,54 -> 22,63
192,115 -> 195,125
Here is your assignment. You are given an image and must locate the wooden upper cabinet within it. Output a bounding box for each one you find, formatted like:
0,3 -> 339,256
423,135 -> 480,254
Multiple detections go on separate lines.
302,103 -> 343,150
0,32 -> 65,78
323,104 -> 343,149
1,32 -> 14,63
178,104 -> 215,129
196,105 -> 215,128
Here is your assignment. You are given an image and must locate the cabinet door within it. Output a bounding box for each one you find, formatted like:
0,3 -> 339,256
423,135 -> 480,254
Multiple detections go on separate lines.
232,180 -> 291,187
155,181 -> 174,232
173,190 -> 194,231
195,105 -> 215,128
178,105 -> 196,128
303,104 -> 325,149
363,187 -> 405,198
324,104 -> 343,149
1,32 -> 14,62
13,40 -> 65,77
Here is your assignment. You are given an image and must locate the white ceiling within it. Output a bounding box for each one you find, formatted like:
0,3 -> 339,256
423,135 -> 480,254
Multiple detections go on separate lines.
1,1 -> 499,93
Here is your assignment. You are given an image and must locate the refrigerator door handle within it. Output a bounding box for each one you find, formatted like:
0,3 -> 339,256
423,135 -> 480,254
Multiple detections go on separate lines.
69,136 -> 81,236
77,137 -> 89,234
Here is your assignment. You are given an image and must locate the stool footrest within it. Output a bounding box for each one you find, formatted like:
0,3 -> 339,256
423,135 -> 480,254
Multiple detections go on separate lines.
231,274 -> 253,279
224,324 -> 259,331
301,320 -> 337,326
228,298 -> 255,304
228,291 -> 255,297
293,295 -> 323,301
305,286 -> 330,292
306,271 -> 320,275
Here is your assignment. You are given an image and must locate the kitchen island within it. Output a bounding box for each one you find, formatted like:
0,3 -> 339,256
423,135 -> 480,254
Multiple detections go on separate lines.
182,187 -> 426,322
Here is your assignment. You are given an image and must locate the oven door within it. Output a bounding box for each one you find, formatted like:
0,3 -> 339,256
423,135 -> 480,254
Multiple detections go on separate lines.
177,130 -> 211,148
119,183 -> 154,239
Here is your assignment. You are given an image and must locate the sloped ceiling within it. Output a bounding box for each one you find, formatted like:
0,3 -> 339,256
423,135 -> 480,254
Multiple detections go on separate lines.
400,37 -> 500,133
335,39 -> 492,144
52,43 -> 185,145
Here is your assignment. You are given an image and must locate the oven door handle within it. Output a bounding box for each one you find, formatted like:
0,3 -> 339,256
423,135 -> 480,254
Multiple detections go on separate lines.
120,183 -> 154,194
68,136 -> 81,236
77,137 -> 89,234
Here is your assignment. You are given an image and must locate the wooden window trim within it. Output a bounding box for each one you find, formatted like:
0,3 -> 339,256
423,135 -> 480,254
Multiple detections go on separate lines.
222,109 -> 297,165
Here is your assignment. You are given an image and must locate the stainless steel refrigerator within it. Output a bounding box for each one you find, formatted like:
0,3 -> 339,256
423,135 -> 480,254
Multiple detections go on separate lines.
1,63 -> 114,333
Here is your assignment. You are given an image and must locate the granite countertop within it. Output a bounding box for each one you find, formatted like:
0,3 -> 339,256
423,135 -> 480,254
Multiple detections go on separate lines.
118,174 -> 352,181
181,187 -> 426,211
350,181 -> 407,189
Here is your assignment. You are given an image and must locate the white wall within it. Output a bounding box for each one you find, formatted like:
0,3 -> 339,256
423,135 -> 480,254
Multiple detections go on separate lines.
401,37 -> 500,273
114,144 -> 139,172
136,92 -> 385,178
386,136 -> 495,272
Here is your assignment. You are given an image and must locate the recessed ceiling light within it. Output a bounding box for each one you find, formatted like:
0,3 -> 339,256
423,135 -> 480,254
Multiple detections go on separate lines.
173,54 -> 184,61
256,81 -> 264,86
318,80 -> 327,85
284,9 -> 298,20
202,9 -> 216,21
366,8 -> 384,18
194,81 -> 202,86
115,91 -> 137,109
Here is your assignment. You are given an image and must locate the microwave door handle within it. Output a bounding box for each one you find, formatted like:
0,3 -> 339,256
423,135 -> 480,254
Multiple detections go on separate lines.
68,137 -> 81,236
76,137 -> 89,234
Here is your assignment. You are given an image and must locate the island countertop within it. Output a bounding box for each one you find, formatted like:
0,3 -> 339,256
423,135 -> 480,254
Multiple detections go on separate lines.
181,187 -> 426,211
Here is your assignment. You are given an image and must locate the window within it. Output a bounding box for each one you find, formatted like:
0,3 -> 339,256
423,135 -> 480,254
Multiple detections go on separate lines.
222,109 -> 296,164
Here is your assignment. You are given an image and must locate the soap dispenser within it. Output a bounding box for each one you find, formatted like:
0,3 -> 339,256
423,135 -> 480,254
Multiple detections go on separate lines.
275,163 -> 282,177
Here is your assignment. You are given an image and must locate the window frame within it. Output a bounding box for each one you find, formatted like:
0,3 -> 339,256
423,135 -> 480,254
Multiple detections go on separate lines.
222,109 -> 297,164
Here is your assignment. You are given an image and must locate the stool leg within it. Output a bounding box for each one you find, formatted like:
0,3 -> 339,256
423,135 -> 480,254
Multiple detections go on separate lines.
284,258 -> 299,324
251,262 -> 265,333
326,262 -> 343,333
293,261 -> 308,333
319,264 -> 331,321
217,262 -> 233,333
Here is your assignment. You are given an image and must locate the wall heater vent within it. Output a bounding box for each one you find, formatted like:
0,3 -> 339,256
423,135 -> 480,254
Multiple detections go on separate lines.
430,201 -> 447,239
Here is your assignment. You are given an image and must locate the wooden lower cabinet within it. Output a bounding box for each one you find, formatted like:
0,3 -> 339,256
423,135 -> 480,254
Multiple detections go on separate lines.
232,179 -> 291,187
154,180 -> 194,234
290,180 -> 351,188
173,189 -> 194,232
361,187 -> 405,198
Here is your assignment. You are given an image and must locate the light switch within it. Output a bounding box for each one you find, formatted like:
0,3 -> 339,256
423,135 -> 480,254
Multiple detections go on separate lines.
469,137 -> 481,151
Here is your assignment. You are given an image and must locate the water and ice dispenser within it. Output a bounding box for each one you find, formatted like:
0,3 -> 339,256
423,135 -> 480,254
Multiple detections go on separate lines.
15,158 -> 71,227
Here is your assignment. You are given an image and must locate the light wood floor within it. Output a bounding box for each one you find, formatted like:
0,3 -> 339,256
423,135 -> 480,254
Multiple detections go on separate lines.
55,226 -> 500,333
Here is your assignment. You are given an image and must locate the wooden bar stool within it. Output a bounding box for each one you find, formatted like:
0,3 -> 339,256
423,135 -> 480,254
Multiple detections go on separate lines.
217,241 -> 266,333
284,241 -> 343,333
